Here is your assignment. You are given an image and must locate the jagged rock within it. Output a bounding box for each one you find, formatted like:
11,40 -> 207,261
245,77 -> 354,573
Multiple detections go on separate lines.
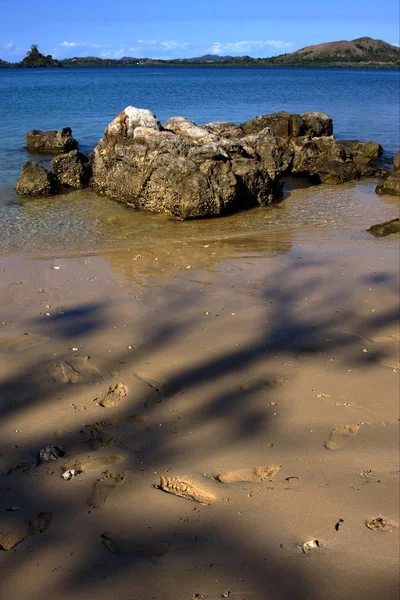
340,140 -> 383,162
50,150 -> 91,188
244,132 -> 294,178
308,159 -> 359,185
393,150 -> 400,171
91,107 -> 284,219
16,161 -> 59,196
26,127 -> 78,154
242,111 -> 332,138
368,218 -> 400,236
164,116 -> 216,142
90,106 -> 384,219
105,106 -> 162,141
301,112 -> 333,137
375,170 -> 400,196
204,121 -> 245,139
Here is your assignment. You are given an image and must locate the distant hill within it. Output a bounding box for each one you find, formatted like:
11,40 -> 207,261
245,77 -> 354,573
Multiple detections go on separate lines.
19,44 -> 61,68
266,37 -> 400,67
0,59 -> 12,67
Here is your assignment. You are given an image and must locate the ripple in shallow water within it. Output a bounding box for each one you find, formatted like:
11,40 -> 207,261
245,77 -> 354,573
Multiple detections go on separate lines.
0,181 -> 398,259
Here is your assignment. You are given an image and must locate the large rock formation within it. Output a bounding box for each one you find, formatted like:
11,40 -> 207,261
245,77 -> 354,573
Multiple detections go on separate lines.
19,108 -> 388,216
91,108 -> 291,219
90,107 -> 384,218
16,162 -> 59,196
26,127 -> 78,154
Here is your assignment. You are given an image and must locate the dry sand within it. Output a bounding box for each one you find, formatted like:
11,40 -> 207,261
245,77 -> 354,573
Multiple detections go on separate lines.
0,230 -> 399,599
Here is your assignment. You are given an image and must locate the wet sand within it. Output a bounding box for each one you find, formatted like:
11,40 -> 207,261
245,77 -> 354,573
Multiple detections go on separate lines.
0,193 -> 399,599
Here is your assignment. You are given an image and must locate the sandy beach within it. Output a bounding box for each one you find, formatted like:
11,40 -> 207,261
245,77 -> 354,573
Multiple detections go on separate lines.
0,202 -> 399,599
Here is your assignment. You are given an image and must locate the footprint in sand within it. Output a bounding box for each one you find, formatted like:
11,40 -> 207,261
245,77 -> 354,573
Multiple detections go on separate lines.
369,332 -> 400,343
61,454 -> 124,474
155,476 -> 216,505
217,466 -> 281,483
325,424 -> 360,450
87,471 -> 128,508
373,356 -> 400,370
97,413 -> 148,431
0,512 -> 53,551
5,332 -> 48,353
50,356 -> 100,384
366,517 -> 397,532
99,383 -> 128,407
101,532 -> 170,557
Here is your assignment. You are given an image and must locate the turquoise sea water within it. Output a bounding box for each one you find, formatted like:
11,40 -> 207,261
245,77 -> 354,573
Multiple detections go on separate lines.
0,66 -> 399,256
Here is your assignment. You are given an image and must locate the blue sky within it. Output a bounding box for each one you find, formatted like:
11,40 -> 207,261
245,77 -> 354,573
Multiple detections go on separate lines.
1,0 -> 399,61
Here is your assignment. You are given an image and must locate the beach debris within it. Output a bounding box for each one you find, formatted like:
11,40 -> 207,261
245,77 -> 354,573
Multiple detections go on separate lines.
317,393 -> 330,398
221,592 -> 231,598
360,469 -> 375,478
99,383 -> 128,408
300,540 -> 320,553
52,265 -> 61,270
335,519 -> 344,531
39,446 -> 64,462
366,517 -> 393,531
335,402 -> 350,407
285,476 -> 299,482
61,469 -> 82,481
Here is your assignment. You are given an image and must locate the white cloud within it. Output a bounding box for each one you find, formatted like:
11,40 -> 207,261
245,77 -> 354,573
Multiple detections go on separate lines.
208,40 -> 293,54
161,40 -> 189,50
61,41 -> 102,48
137,39 -> 156,45
4,43 -> 23,51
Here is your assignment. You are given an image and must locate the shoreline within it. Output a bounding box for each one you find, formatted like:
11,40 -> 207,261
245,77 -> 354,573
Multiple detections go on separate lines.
0,234 -> 399,599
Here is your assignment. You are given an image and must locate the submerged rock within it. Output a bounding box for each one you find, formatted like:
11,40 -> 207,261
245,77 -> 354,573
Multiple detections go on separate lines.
375,170 -> 400,196
16,162 -> 59,196
26,127 -> 78,154
50,150 -> 91,188
367,218 -> 400,236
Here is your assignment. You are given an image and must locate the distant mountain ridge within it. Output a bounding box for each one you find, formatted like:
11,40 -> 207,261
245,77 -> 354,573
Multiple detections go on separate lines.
267,37 -> 400,66
0,38 -> 398,68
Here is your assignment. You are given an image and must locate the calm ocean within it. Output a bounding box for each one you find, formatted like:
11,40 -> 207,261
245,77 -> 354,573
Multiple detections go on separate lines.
0,66 -> 399,256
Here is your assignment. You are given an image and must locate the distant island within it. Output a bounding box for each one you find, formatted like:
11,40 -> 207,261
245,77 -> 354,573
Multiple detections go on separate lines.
1,38 -> 399,69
